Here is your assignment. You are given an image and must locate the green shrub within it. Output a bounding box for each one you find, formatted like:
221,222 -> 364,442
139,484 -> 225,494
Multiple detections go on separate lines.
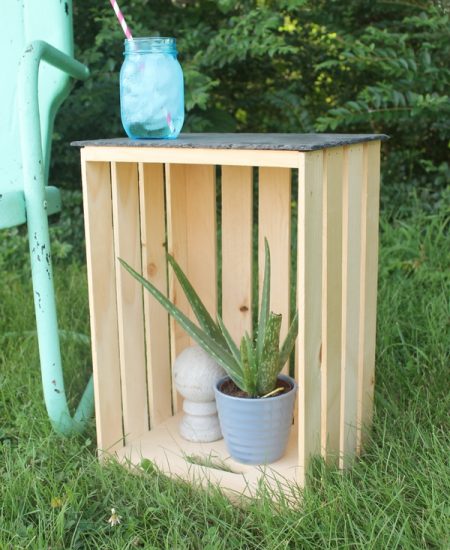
51,0 -> 448,215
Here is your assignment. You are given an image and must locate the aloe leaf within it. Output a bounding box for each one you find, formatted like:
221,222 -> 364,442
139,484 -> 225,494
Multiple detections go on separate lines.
279,310 -> 299,368
240,337 -> 252,396
217,314 -> 241,365
256,238 -> 271,362
167,254 -> 225,346
119,259 -> 244,388
243,332 -> 258,397
257,312 -> 282,395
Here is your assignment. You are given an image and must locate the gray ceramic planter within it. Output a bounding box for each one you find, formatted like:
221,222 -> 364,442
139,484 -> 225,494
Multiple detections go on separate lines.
214,374 -> 298,465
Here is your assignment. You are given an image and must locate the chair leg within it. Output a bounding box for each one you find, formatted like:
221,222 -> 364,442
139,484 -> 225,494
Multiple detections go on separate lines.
24,192 -> 94,434
19,41 -> 94,435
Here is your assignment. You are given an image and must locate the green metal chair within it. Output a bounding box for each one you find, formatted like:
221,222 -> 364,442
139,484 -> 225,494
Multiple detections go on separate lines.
0,1 -> 94,434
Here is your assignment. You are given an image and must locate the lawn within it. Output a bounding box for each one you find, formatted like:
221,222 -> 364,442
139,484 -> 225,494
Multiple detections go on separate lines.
0,200 -> 449,549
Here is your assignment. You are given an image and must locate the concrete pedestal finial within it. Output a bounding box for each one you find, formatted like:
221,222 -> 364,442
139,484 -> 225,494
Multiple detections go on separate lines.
173,346 -> 225,442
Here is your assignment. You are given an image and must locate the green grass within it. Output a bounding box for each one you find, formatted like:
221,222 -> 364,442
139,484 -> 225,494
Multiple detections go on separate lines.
0,202 -> 449,549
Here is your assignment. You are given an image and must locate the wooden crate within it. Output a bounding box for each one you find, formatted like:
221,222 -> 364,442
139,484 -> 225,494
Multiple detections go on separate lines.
78,134 -> 385,497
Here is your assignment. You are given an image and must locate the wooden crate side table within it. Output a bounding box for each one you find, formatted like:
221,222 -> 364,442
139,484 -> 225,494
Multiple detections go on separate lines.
75,133 -> 387,497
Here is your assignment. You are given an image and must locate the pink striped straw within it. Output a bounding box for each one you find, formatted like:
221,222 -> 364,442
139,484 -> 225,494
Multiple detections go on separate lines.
109,0 -> 133,40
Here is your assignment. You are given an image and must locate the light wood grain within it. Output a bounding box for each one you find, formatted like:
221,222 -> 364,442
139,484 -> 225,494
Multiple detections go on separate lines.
81,160 -> 123,454
357,141 -> 381,453
165,163 -> 190,386
81,146 -> 300,168
80,141 -> 382,497
111,162 -> 149,443
166,164 -> 218,412
258,168 -> 292,373
297,151 -> 324,486
321,147 -> 344,463
138,163 -> 173,428
339,145 -> 364,468
114,412 -> 299,500
221,166 -> 253,343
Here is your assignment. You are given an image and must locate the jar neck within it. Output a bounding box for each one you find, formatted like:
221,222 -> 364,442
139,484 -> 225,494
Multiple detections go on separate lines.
124,37 -> 177,55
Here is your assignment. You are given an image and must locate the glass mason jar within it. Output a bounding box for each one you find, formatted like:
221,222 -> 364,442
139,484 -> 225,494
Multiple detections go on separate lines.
120,37 -> 184,139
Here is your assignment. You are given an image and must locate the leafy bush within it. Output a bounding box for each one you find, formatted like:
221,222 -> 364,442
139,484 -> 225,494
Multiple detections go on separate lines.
314,4 -> 450,212
51,0 -> 448,215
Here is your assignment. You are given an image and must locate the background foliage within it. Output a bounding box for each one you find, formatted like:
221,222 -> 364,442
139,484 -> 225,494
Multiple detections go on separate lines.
53,0 -> 449,214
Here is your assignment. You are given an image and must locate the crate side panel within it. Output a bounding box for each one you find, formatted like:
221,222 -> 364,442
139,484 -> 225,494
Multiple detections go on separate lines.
297,151 -> 323,486
111,162 -> 149,443
185,165 -> 218,319
357,141 -> 381,452
321,147 -> 344,464
166,164 -> 218,411
165,162 -> 190,392
221,166 -> 253,343
80,146 -> 300,168
139,163 -> 173,427
339,145 -> 364,468
258,167 -> 292,373
81,160 -> 124,454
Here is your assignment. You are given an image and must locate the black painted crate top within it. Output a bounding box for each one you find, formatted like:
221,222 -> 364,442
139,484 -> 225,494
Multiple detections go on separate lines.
72,133 -> 388,151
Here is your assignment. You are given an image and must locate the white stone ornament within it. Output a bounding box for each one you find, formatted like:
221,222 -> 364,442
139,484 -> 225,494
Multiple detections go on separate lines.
173,345 -> 225,442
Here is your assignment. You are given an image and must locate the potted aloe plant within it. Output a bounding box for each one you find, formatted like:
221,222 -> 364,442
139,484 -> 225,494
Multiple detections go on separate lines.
120,239 -> 298,465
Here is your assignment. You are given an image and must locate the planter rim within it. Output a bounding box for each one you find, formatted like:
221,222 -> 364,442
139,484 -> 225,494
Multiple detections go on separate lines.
214,374 -> 297,404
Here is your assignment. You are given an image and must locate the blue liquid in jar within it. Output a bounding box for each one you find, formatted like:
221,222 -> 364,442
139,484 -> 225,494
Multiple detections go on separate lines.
120,37 -> 184,139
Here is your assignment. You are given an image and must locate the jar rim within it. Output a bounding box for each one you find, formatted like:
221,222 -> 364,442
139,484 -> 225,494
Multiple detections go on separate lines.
124,37 -> 175,42
124,36 -> 177,54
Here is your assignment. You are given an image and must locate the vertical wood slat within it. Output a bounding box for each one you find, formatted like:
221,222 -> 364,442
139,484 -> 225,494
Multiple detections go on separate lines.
166,164 -> 217,412
321,147 -> 344,463
357,141 -> 381,453
297,151 -> 323,485
139,163 -> 172,428
339,145 -> 364,468
258,167 -> 292,373
81,160 -> 123,454
111,162 -> 148,443
165,164 -> 190,380
221,166 -> 253,343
